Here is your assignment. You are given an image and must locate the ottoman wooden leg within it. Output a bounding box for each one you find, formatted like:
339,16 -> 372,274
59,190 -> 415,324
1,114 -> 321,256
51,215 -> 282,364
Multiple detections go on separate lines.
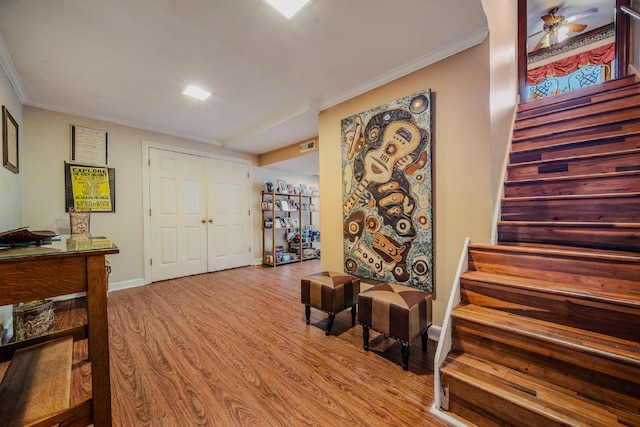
421,331 -> 428,352
305,304 -> 311,325
363,326 -> 370,351
401,342 -> 410,371
326,314 -> 335,336
351,304 -> 356,326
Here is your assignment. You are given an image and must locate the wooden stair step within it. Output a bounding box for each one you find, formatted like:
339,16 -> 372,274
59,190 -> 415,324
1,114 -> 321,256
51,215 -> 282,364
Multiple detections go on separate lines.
507,148 -> 640,181
500,193 -> 640,222
517,78 -> 640,120
510,133 -> 640,164
504,170 -> 640,197
461,269 -> 640,310
518,76 -> 639,115
497,221 -> 640,251
513,107 -> 640,141
467,243 -> 640,291
515,92 -> 640,131
440,352 -> 632,427
451,304 -> 640,383
512,119 -> 640,149
0,336 -> 73,427
460,270 -> 640,341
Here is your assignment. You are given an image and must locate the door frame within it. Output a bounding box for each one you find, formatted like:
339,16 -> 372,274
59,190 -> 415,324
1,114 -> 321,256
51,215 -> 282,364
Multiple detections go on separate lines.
141,140 -> 253,284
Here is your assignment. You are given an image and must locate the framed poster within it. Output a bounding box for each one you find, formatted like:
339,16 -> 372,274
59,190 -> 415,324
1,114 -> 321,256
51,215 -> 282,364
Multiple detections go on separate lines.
64,162 -> 116,212
341,89 -> 433,292
71,125 -> 109,166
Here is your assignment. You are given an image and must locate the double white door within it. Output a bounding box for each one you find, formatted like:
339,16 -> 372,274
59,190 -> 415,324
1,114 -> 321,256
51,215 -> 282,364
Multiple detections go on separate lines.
149,148 -> 251,282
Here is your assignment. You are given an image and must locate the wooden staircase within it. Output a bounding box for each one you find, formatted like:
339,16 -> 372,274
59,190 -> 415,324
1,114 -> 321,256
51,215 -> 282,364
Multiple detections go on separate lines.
439,76 -> 640,426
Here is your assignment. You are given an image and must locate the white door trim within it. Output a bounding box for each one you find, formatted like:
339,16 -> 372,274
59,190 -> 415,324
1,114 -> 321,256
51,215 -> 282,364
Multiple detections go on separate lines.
141,139 -> 253,284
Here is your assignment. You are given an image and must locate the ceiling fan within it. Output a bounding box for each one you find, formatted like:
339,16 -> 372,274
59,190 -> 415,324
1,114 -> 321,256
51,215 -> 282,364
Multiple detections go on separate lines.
528,6 -> 598,51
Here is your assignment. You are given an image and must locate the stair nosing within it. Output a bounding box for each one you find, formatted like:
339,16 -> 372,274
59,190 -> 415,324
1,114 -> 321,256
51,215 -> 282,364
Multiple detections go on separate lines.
501,192 -> 640,203
504,169 -> 640,186
468,242 -> 640,262
510,131 -> 640,156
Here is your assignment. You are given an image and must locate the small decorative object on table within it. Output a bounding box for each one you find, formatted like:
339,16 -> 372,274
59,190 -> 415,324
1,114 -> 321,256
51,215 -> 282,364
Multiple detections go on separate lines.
13,300 -> 55,341
69,207 -> 91,234
0,227 -> 57,248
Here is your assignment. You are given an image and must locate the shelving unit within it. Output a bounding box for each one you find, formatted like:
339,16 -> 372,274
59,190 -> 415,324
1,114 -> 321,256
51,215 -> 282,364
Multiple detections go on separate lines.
0,235 -> 118,427
261,191 -> 320,267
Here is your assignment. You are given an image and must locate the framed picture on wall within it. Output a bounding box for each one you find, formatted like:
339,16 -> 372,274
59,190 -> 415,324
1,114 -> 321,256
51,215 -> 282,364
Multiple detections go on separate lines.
2,106 -> 19,174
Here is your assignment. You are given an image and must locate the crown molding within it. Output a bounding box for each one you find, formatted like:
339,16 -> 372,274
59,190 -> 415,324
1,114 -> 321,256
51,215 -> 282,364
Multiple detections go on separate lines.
0,33 -> 28,103
319,27 -> 489,110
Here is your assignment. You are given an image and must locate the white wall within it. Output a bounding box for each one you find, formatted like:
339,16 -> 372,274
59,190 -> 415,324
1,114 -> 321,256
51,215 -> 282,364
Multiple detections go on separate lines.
22,106 -> 256,287
0,63 -> 22,231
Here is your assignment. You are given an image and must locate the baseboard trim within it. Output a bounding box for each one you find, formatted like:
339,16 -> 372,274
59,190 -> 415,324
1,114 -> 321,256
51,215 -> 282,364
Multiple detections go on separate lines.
109,278 -> 146,292
429,324 -> 441,342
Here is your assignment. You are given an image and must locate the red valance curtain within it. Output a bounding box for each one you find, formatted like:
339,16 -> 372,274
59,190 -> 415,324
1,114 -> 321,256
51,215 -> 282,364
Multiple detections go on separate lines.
527,43 -> 615,85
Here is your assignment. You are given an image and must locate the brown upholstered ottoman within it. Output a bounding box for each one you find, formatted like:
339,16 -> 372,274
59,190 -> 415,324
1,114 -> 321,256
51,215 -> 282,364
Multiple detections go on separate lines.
301,271 -> 360,335
357,282 -> 432,370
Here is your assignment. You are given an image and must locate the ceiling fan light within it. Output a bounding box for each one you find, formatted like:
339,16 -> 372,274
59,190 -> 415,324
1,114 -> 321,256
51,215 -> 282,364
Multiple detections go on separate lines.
264,0 -> 311,19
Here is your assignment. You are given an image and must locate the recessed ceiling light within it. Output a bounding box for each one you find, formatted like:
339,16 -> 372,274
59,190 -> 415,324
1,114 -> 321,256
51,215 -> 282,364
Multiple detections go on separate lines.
264,0 -> 311,19
182,85 -> 211,101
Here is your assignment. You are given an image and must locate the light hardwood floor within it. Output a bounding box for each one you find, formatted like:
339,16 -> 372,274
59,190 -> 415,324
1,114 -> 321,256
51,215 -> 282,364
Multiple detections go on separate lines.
7,260 -> 452,426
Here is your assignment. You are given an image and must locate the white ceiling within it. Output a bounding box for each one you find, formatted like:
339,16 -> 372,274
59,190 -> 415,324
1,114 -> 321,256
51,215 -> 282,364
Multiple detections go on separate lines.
0,1 -> 489,176
527,0 -> 615,52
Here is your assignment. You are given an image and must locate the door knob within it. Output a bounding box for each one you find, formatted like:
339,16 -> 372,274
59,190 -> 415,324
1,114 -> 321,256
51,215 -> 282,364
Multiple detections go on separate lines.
208,219 -> 213,223
201,219 -> 206,224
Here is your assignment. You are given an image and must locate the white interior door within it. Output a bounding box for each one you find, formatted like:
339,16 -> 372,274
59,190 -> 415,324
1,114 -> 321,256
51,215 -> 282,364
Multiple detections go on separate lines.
149,148 -> 207,281
206,158 -> 252,271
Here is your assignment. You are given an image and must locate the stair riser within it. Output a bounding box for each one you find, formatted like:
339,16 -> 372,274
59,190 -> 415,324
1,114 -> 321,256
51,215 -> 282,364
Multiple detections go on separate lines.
504,173 -> 640,198
500,197 -> 640,222
468,247 -> 640,285
513,121 -> 640,151
441,373 -> 563,427
450,327 -> 640,416
507,152 -> 640,181
451,317 -> 640,387
515,93 -> 640,131
510,135 -> 640,164
513,107 -> 640,141
460,281 -> 640,342
497,224 -> 640,252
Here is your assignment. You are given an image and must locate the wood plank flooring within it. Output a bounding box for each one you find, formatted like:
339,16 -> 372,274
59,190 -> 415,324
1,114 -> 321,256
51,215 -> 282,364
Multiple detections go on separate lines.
3,260 -> 449,426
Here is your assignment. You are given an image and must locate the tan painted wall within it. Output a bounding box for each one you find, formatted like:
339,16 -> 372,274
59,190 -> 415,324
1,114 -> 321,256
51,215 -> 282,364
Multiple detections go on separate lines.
259,137 -> 318,167
319,39 -> 493,328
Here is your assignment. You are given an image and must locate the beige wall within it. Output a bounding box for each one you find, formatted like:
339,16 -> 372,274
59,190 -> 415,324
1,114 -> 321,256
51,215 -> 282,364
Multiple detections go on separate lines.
318,39 -> 493,328
22,106 -> 256,286
0,65 -> 23,231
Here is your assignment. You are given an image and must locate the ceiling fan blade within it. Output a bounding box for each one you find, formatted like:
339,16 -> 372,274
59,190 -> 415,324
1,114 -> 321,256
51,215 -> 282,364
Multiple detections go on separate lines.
541,13 -> 555,24
528,30 -> 544,38
534,33 -> 550,51
564,7 -> 598,24
564,23 -> 587,33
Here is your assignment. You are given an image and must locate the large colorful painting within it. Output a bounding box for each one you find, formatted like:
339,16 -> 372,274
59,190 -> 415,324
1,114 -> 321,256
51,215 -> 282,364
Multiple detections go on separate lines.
341,89 -> 433,292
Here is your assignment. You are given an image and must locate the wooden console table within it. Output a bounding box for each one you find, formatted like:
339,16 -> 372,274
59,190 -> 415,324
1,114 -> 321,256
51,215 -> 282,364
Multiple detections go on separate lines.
0,235 -> 118,427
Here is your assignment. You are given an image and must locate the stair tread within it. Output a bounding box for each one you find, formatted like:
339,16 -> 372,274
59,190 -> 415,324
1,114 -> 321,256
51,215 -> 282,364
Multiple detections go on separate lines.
441,352 -> 631,427
452,304 -> 640,367
469,242 -> 640,262
502,192 -> 640,202
505,169 -> 640,185
507,147 -> 640,169
0,336 -> 73,427
511,131 -> 640,155
515,93 -> 640,130
461,270 -> 640,307
497,220 -> 640,228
